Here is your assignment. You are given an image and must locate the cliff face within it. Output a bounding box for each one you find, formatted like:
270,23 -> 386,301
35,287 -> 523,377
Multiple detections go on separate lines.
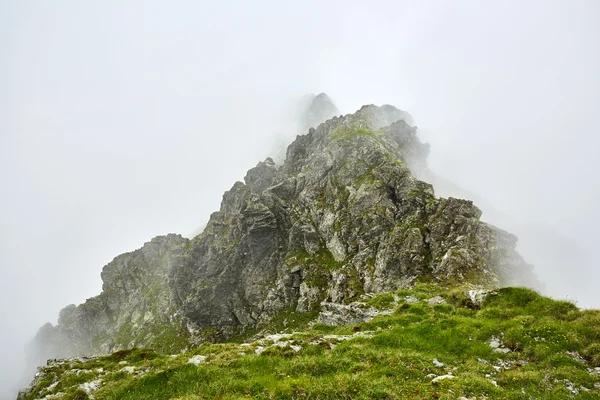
29,100 -> 536,362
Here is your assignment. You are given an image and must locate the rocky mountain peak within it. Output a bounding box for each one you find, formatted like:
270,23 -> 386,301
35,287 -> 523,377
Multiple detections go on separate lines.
26,101 -> 537,369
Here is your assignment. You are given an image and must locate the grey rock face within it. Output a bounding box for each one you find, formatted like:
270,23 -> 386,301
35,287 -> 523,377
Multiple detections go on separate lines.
28,234 -> 190,362
29,102 -> 536,362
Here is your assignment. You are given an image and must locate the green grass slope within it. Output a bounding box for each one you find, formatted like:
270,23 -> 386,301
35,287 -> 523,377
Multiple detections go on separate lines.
21,285 -> 600,400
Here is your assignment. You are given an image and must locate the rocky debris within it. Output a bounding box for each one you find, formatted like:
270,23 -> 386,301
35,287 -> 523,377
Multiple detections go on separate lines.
119,366 -> 135,373
488,335 -> 511,353
431,373 -> 454,383
187,355 -> 207,365
566,351 -> 587,364
432,358 -> 444,367
466,289 -> 494,308
405,296 -> 419,304
45,382 -> 58,393
35,394 -> 65,400
563,379 -> 580,395
290,344 -> 302,352
475,356 -> 531,390
78,379 -> 102,397
272,341 -> 302,353
310,331 -> 376,350
589,367 -> 600,376
28,101 -> 537,368
427,296 -> 446,305
317,301 -> 390,326
251,330 -> 374,354
492,358 -> 528,372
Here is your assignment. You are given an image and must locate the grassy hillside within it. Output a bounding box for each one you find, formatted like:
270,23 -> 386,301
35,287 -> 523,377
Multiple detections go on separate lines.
21,285 -> 600,399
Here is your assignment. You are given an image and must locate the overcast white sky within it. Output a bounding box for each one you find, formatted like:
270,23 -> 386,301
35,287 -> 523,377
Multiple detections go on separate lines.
1,1 -> 599,397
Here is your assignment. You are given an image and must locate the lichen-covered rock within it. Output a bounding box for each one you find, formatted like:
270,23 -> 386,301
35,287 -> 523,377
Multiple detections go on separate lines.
28,100 -> 536,366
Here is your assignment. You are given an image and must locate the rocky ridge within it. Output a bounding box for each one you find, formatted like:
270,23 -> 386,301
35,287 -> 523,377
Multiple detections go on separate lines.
27,98 -> 536,368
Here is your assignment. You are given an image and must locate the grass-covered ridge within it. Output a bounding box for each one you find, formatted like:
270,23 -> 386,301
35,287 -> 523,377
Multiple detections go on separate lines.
21,285 -> 600,400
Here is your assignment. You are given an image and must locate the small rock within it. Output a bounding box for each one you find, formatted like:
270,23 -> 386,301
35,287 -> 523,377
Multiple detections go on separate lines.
488,336 -> 510,353
566,351 -> 586,363
428,296 -> 446,305
433,358 -> 444,367
466,289 -> 491,308
78,379 -> 102,394
120,366 -> 135,373
405,296 -> 419,304
565,380 -> 579,395
432,374 -> 454,383
317,301 -> 384,326
255,346 -> 265,355
265,333 -> 292,342
42,393 -> 66,399
290,344 -> 302,353
187,355 -> 207,365
46,381 -> 59,392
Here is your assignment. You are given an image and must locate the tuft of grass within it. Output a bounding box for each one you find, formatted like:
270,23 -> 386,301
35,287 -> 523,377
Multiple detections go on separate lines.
364,292 -> 396,310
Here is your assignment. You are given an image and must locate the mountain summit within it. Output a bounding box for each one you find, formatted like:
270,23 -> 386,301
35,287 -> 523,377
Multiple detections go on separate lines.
27,102 -> 536,367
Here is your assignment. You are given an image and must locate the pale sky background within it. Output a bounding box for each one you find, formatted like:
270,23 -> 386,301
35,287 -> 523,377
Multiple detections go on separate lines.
1,0 -> 599,398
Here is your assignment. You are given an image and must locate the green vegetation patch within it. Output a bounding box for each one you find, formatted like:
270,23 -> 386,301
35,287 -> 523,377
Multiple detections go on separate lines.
331,121 -> 383,141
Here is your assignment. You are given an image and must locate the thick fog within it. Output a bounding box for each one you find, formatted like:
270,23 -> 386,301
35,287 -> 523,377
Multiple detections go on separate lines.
1,0 -> 599,397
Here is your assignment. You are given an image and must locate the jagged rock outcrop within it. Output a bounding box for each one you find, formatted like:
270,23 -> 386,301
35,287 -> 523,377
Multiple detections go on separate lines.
28,101 -> 536,363
28,235 -> 191,364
